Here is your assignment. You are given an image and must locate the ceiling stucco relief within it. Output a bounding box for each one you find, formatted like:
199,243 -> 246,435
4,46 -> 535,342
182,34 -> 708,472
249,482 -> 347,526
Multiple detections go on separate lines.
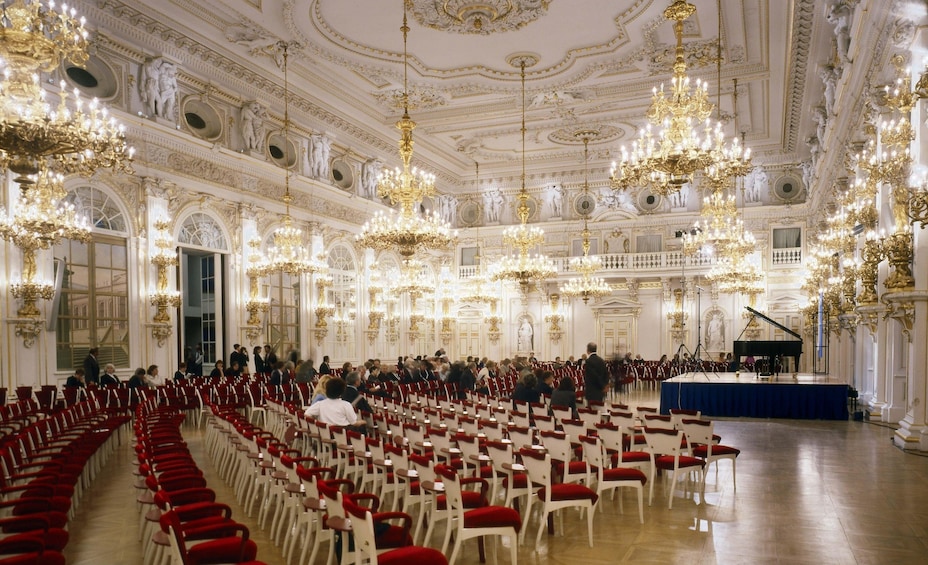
406,0 -> 552,35
371,86 -> 450,111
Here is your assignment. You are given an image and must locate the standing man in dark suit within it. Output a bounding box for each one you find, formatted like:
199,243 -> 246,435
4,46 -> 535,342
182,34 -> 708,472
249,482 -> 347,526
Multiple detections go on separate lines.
83,348 -> 100,386
583,342 -> 609,405
319,355 -> 331,375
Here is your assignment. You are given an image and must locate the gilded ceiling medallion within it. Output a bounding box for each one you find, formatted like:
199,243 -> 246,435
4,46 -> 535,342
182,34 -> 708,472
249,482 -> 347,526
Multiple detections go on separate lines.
372,86 -> 449,111
548,125 -> 623,146
407,0 -> 551,35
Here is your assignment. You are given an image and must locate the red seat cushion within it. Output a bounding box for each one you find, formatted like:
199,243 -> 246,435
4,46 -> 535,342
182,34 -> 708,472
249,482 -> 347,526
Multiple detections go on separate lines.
655,455 -> 705,470
186,538 -> 258,564
602,467 -> 647,484
462,506 -> 522,532
692,444 -> 740,458
436,490 -> 486,510
477,465 -> 494,479
378,546 -> 448,565
554,460 -> 589,476
610,451 -> 649,466
374,524 -> 412,549
537,483 -> 599,504
502,473 -> 527,489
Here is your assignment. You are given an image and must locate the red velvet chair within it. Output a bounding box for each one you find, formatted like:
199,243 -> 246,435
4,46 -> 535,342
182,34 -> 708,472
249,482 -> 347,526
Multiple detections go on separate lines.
344,502 -> 448,565
433,464 -> 520,565
519,447 -> 597,548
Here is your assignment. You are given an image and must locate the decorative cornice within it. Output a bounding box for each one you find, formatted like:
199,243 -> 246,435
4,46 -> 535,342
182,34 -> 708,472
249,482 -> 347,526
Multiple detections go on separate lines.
782,0 -> 816,154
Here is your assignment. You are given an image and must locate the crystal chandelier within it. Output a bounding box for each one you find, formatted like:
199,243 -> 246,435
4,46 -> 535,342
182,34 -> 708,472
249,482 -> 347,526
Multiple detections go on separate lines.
0,0 -> 133,184
356,3 -> 457,258
491,56 -> 556,293
609,0 -> 749,196
0,165 -> 90,317
255,43 -> 327,277
395,258 -> 434,301
561,137 -> 611,303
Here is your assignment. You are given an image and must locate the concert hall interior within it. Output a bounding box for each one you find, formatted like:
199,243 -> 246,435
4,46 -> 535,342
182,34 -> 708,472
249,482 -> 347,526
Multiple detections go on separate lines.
3,0 -> 928,563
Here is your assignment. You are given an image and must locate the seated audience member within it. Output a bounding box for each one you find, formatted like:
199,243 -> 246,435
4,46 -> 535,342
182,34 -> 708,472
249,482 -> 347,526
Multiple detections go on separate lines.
144,365 -> 163,387
209,361 -> 225,379
100,364 -> 120,386
269,361 -> 285,386
128,367 -> 147,389
304,377 -> 366,431
342,371 -> 373,414
511,371 -> 540,405
549,377 -> 579,419
535,370 -> 555,396
295,358 -> 317,384
282,361 -> 295,385
311,374 -> 333,405
174,362 -> 188,381
65,369 -> 86,388
224,360 -> 242,378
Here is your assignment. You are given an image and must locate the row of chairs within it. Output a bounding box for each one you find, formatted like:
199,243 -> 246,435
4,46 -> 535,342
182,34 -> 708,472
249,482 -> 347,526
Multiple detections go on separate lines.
134,401 -> 269,565
0,396 -> 129,563
205,399 -> 449,565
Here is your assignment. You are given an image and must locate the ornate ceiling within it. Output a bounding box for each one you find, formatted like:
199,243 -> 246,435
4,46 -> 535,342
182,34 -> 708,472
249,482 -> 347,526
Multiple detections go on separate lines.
94,0 -> 845,197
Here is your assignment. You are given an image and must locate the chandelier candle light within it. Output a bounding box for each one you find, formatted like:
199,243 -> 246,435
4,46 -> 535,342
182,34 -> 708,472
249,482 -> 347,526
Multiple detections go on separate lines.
491,55 -> 556,293
255,42 -> 327,278
357,2 -> 457,258
609,0 -> 749,196
561,136 -> 611,304
149,218 -> 180,325
0,0 -> 133,184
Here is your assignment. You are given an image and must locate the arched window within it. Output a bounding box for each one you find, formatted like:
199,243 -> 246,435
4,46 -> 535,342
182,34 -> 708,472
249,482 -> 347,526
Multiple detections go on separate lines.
55,186 -> 130,371
178,212 -> 228,251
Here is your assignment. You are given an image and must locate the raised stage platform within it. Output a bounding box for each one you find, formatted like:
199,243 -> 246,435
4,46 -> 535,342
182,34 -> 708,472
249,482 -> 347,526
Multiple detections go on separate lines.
659,372 -> 849,420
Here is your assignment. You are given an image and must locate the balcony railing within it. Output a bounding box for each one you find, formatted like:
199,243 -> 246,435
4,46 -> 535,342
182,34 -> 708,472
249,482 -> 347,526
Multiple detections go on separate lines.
458,250 -> 717,279
771,247 -> 802,266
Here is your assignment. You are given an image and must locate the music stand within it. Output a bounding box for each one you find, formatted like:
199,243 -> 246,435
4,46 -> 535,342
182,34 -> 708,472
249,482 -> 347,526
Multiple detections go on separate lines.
690,286 -> 712,379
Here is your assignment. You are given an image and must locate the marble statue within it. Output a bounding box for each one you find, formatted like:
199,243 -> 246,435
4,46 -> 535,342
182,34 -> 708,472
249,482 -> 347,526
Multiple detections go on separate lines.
436,194 -> 458,225
484,188 -> 504,223
140,57 -> 177,120
360,158 -> 383,199
826,1 -> 854,69
820,65 -> 840,116
547,183 -> 564,217
240,101 -> 267,152
306,134 -> 332,179
747,166 -> 767,203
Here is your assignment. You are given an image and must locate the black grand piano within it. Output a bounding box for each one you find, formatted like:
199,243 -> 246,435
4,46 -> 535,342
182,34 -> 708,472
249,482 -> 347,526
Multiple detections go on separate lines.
733,306 -> 803,375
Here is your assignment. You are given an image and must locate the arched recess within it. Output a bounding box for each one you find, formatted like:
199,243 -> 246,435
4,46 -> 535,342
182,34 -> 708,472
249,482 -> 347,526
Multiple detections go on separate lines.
55,184 -> 133,372
174,208 -> 232,375
324,242 -> 359,358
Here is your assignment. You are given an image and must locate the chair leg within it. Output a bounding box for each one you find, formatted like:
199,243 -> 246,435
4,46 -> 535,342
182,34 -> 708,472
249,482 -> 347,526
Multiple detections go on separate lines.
587,502 -> 595,547
510,533 -> 518,565
534,511 -> 547,546
636,486 -> 644,524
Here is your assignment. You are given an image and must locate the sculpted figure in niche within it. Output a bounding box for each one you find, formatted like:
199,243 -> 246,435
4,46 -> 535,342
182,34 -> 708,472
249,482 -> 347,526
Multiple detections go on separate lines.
668,184 -> 689,209
820,65 -> 839,116
806,134 -> 821,167
140,57 -> 178,120
826,1 -> 853,69
517,318 -> 534,352
436,194 -> 458,225
801,160 -> 814,192
484,188 -> 504,223
306,134 -> 332,179
547,183 -> 564,217
747,166 -> 767,203
360,158 -> 383,199
706,312 -> 725,353
240,101 -> 267,152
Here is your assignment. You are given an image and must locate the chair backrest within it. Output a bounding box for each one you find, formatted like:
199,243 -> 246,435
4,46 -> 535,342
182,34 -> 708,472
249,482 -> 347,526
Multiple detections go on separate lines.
506,425 -> 534,450
345,500 -> 379,564
644,427 -> 684,459
680,418 -> 713,452
533,413 -> 556,433
485,440 -> 514,474
579,435 -> 606,475
670,409 -> 701,429
433,465 -> 466,522
577,408 -> 602,431
642,413 -> 674,430
538,430 -> 570,464
509,410 -> 531,428
518,447 -> 551,493
595,422 -> 624,454
560,418 -> 587,441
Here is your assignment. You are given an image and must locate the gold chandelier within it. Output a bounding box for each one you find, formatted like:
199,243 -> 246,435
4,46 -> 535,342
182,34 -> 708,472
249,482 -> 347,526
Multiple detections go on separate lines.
491,55 -> 556,293
395,258 -> 434,301
561,137 -> 611,303
357,3 -> 456,258
0,0 -> 132,184
0,165 -> 90,317
255,42 -> 327,277
609,0 -> 749,196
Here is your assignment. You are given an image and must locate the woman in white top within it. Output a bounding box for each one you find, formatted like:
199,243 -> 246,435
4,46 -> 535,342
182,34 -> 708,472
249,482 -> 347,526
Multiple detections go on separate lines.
304,378 -> 365,430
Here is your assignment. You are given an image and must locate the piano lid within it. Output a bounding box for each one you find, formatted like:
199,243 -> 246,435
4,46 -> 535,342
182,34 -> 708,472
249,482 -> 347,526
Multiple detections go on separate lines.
744,306 -> 801,340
